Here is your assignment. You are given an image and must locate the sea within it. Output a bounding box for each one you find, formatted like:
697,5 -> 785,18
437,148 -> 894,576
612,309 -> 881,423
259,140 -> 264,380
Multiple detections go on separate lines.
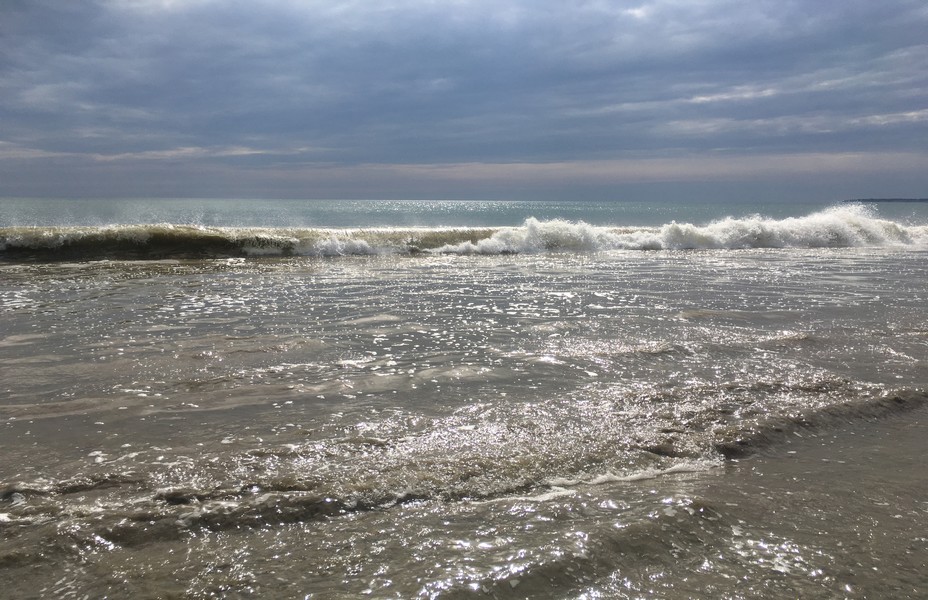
1,197 -> 927,599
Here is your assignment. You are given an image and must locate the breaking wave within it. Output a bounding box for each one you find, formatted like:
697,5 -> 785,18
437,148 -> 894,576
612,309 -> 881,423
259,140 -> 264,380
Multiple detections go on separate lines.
1,205 -> 925,260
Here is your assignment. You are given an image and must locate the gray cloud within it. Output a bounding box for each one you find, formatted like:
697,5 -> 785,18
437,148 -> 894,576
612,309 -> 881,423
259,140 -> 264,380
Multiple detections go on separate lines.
1,0 -> 926,198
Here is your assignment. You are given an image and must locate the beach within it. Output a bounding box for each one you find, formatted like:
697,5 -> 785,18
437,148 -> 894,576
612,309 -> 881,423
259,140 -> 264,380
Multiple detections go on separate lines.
1,198 -> 927,598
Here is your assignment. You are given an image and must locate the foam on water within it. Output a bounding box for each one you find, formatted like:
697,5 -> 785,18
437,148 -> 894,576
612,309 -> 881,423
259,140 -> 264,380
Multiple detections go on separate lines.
1,205 -> 925,260
2,205 -> 928,598
436,205 -> 928,254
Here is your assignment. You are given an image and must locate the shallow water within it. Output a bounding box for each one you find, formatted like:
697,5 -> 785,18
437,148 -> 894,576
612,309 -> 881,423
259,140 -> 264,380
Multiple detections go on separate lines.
1,200 -> 927,598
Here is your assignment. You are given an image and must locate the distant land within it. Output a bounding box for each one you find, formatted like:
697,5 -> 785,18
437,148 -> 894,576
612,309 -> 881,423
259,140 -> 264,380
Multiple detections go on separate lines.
842,198 -> 928,203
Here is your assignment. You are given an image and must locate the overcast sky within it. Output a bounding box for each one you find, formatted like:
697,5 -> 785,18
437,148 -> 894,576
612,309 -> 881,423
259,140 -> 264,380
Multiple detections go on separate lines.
1,0 -> 927,201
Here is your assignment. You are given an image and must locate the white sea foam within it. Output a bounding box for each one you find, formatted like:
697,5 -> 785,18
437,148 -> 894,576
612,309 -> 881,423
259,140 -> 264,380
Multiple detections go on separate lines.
474,486 -> 577,504
302,236 -> 377,257
547,459 -> 720,488
433,218 -> 619,254
433,205 -> 928,254
1,205 -> 925,259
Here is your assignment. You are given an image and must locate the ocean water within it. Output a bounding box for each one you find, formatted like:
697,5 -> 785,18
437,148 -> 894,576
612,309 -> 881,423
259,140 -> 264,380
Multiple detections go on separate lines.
1,198 -> 927,598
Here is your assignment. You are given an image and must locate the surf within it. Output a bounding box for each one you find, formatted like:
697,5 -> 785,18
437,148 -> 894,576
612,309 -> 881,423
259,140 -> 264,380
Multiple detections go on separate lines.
0,205 -> 925,261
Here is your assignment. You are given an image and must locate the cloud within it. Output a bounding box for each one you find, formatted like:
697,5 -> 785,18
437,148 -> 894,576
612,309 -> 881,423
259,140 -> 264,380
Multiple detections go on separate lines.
0,141 -> 69,160
347,152 -> 928,185
1,0 -> 926,198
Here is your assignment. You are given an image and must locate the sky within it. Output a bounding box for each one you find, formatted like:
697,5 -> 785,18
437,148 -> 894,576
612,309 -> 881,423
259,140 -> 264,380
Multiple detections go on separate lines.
1,0 -> 927,202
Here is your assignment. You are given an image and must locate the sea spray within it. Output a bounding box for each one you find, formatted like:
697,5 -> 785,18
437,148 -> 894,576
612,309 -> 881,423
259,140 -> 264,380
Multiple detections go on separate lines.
2,203 -> 928,599
2,205 -> 926,260
435,205 -> 927,254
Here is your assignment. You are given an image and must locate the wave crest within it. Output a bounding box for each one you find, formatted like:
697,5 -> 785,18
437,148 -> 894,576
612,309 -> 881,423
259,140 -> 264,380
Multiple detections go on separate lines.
659,205 -> 920,250
1,205 -> 925,260
435,205 -> 927,254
